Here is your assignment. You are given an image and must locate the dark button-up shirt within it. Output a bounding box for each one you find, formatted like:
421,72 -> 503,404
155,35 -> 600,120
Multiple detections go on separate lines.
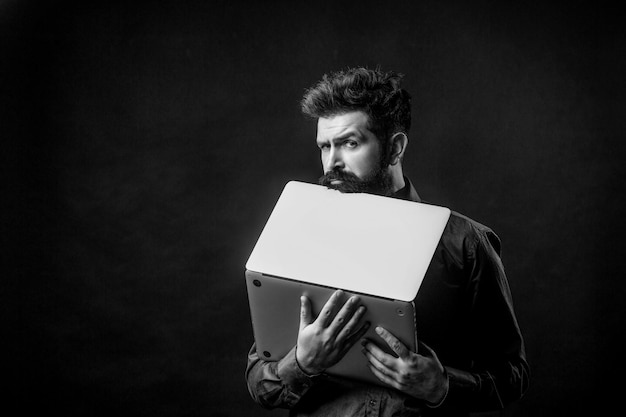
245,178 -> 529,416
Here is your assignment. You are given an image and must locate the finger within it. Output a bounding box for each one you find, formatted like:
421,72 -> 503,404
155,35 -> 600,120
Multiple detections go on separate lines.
315,289 -> 344,328
417,339 -> 442,366
331,296 -> 364,339
375,326 -> 411,360
361,339 -> 396,371
362,343 -> 390,372
338,319 -> 370,356
417,340 -> 435,357
364,355 -> 404,391
299,295 -> 313,331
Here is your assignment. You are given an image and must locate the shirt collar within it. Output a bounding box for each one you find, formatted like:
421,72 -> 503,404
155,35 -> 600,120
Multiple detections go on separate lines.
392,176 -> 422,203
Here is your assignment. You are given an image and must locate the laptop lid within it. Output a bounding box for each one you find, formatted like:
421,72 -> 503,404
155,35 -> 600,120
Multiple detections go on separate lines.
245,181 -> 451,302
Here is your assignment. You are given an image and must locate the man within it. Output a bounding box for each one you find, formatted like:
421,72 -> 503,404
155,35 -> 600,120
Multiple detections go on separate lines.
245,67 -> 529,416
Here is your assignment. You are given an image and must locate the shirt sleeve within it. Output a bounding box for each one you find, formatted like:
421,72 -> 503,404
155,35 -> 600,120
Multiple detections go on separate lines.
245,343 -> 318,409
439,228 -> 530,412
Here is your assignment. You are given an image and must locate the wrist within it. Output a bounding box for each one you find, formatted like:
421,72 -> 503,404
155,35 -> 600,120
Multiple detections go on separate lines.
295,346 -> 323,377
426,367 -> 449,408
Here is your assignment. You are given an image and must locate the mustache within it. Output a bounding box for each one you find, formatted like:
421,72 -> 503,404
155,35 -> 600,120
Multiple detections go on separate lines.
318,168 -> 394,196
318,170 -> 370,193
319,170 -> 361,183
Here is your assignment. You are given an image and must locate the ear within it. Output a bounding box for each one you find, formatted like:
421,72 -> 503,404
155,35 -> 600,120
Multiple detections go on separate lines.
389,132 -> 408,166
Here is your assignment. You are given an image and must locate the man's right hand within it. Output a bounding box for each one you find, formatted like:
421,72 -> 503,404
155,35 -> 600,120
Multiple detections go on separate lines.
295,289 -> 370,375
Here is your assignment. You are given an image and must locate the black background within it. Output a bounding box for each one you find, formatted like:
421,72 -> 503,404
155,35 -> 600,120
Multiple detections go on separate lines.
2,1 -> 624,416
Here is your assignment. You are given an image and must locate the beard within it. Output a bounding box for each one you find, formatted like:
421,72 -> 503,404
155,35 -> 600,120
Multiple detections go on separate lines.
318,166 -> 394,196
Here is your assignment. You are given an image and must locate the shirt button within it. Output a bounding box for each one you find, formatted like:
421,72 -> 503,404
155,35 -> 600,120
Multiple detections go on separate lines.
369,399 -> 376,407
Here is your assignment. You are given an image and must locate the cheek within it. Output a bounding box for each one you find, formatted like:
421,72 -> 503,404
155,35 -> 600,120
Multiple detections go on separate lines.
351,150 -> 380,176
319,152 -> 329,168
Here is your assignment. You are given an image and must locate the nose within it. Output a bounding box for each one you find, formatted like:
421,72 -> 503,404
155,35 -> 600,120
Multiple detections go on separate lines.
324,146 -> 344,172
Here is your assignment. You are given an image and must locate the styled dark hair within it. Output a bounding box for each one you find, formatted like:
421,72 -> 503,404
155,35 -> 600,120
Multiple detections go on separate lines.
301,67 -> 411,163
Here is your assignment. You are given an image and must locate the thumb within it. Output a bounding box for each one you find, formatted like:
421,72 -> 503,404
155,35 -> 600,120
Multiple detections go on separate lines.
299,295 -> 313,330
417,340 -> 439,361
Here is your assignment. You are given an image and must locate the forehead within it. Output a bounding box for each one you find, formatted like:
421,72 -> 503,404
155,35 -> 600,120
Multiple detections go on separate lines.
316,111 -> 373,141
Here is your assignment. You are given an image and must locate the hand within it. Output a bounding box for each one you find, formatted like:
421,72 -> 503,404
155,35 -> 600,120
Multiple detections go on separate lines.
361,327 -> 449,404
296,290 -> 370,375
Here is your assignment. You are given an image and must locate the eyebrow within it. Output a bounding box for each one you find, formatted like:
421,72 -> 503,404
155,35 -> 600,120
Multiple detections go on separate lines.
317,130 -> 363,144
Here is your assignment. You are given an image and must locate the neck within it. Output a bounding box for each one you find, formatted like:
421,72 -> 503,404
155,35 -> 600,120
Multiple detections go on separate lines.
388,164 -> 405,193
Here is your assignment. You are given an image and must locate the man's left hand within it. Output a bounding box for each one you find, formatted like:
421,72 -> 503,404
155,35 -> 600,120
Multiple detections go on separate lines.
361,326 -> 449,405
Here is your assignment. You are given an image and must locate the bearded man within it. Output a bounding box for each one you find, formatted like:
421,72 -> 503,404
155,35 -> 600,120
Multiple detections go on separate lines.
245,67 -> 529,417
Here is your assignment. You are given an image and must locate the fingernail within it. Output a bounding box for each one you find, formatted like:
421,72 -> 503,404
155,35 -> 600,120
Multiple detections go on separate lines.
375,326 -> 382,334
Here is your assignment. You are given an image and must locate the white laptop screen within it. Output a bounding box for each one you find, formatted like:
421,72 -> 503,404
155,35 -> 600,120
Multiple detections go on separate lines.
246,181 -> 450,302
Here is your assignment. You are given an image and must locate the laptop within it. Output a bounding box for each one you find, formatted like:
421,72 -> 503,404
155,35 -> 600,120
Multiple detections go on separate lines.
245,181 -> 450,386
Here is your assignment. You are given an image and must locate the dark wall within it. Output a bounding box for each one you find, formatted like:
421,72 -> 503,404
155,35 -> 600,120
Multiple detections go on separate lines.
3,1 -> 624,416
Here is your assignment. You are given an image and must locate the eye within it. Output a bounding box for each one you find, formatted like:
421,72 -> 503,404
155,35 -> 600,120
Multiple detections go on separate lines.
318,143 -> 330,151
343,140 -> 358,149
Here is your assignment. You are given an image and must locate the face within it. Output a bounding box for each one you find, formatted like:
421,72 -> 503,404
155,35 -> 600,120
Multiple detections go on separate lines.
316,111 -> 392,195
